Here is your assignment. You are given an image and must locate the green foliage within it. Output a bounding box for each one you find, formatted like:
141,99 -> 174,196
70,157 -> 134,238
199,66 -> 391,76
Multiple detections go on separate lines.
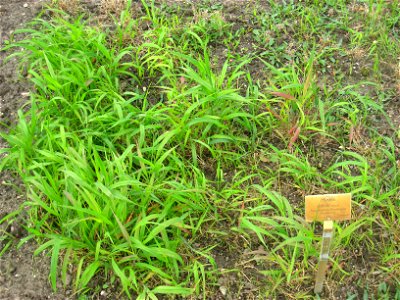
1,1 -> 399,299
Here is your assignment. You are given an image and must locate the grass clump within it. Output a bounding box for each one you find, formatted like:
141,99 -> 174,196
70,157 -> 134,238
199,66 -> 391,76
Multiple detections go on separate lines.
0,8 -> 260,298
1,1 -> 400,299
2,14 -> 197,299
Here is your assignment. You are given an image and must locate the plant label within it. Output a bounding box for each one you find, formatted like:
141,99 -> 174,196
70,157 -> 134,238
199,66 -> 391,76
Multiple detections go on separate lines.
305,193 -> 351,222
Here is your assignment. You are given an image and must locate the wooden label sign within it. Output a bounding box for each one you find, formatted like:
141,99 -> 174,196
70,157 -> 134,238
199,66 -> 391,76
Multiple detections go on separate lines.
305,193 -> 351,222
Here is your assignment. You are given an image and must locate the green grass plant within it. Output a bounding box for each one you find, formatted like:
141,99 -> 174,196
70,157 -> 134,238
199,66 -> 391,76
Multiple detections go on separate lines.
1,1 -> 399,299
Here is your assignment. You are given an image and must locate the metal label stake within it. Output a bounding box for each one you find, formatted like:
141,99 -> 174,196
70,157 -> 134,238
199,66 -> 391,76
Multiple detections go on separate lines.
304,193 -> 351,294
314,220 -> 334,293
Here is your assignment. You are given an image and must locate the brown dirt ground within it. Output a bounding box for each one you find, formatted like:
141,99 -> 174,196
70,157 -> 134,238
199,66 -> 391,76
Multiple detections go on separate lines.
1,1 -> 400,300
